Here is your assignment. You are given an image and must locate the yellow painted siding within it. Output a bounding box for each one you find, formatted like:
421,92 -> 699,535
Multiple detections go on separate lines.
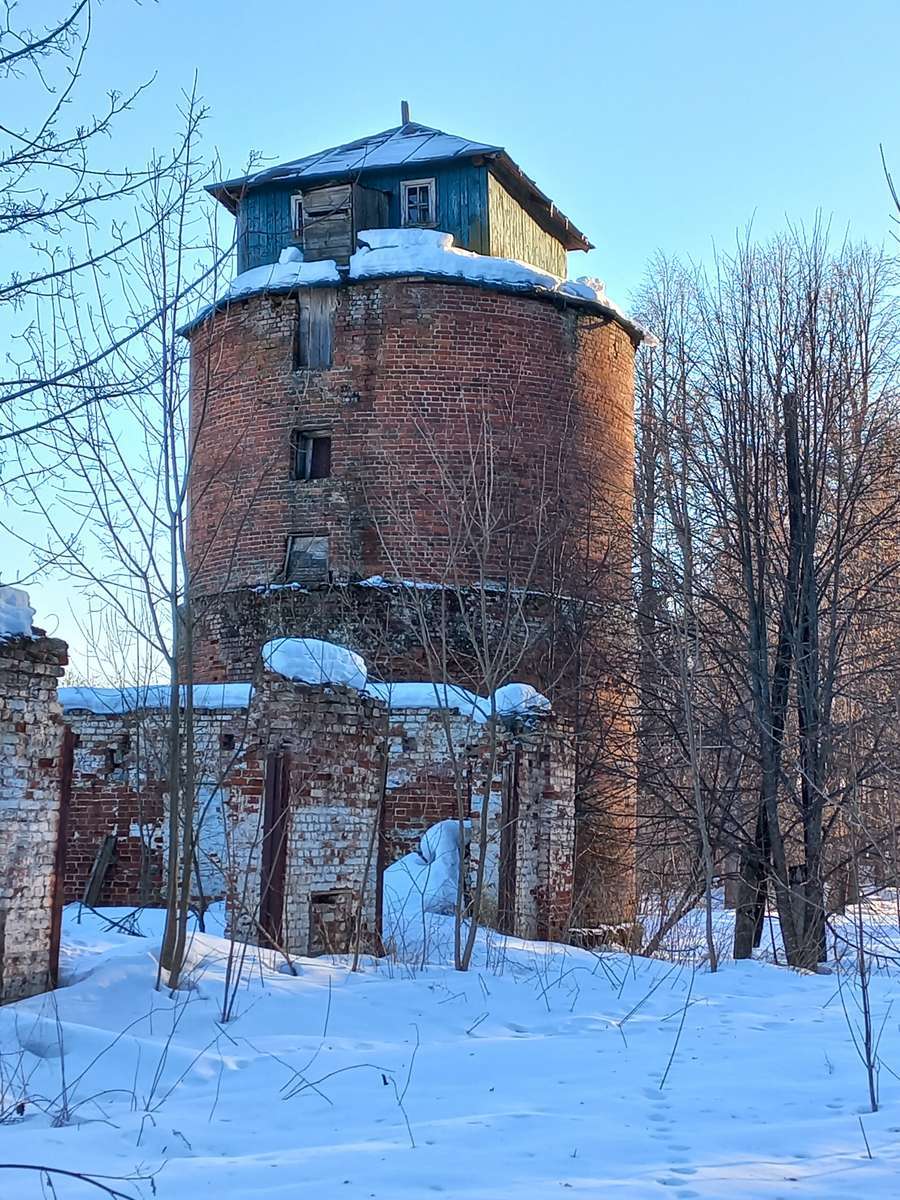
487,174 -> 567,277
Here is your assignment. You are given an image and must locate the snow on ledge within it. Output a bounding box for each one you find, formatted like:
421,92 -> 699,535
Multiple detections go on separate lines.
365,680 -> 490,721
224,246 -> 339,302
59,683 -> 254,714
0,586 -> 35,639
262,637 -> 368,689
260,637 -> 552,721
365,679 -> 551,723
181,231 -> 654,343
351,228 -> 617,308
493,683 -> 552,718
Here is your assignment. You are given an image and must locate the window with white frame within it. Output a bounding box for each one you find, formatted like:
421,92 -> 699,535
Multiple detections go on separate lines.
401,178 -> 436,227
290,193 -> 303,239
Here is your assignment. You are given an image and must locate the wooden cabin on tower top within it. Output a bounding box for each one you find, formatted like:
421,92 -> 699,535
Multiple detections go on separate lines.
208,118 -> 593,277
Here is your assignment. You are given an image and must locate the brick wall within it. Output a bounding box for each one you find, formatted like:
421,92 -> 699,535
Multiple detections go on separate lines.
186,277 -> 635,674
64,711 -> 164,905
226,678 -> 385,956
62,704 -> 259,907
184,275 -> 637,928
0,634 -> 67,1003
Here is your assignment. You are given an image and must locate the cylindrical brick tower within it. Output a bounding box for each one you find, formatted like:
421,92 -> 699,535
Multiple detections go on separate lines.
184,118 -> 645,924
186,277 -> 637,679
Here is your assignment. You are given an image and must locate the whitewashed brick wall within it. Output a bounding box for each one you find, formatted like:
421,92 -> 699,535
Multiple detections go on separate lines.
0,634 -> 67,1003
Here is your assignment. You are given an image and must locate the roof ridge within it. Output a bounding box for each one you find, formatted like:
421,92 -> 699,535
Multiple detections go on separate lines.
251,121 -> 449,182
210,122 -> 502,195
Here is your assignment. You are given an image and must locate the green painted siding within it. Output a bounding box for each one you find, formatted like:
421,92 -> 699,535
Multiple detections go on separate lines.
487,174 -> 567,276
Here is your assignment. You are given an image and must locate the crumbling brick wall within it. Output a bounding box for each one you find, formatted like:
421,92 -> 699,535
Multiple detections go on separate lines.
226,678 -> 385,956
0,634 -> 68,1003
62,703 -> 258,907
60,680 -> 577,952
383,708 -> 575,941
381,708 -> 481,865
64,710 -> 165,905
506,726 -> 576,941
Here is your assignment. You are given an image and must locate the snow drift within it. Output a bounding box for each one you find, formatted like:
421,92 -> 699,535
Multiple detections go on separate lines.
382,819 -> 470,945
181,228 -> 655,343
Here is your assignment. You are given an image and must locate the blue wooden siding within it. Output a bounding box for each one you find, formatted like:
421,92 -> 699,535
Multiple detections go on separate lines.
235,163 -> 490,273
236,185 -> 297,273
361,162 -> 489,254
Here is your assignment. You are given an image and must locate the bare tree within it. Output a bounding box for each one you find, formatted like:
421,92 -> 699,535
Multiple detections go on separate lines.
361,393 -> 554,969
1,2 -> 201,440
2,87 -> 252,987
633,227 -> 900,970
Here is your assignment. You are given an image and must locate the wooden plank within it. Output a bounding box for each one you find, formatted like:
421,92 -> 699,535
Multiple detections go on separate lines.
83,835 -> 117,908
295,293 -> 311,368
260,752 -> 291,949
302,208 -> 353,263
48,725 -> 75,987
296,289 -> 336,369
353,183 -> 389,235
487,172 -> 566,275
302,183 -> 351,217
497,746 -> 520,935
308,288 -> 336,368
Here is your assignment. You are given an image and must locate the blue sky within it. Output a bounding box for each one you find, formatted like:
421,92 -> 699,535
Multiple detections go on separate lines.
87,0 -> 900,299
5,0 -> 900,667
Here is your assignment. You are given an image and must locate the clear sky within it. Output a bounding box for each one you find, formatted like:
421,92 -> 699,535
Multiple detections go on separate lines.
5,0 -> 900,667
84,0 -> 900,299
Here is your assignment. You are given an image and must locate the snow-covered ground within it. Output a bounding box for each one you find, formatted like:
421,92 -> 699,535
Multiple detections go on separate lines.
3,902 -> 900,1197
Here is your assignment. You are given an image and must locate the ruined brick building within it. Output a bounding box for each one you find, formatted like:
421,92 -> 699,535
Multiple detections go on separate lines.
58,661 -> 576,957
181,115 -> 646,926
0,117 -> 645,1002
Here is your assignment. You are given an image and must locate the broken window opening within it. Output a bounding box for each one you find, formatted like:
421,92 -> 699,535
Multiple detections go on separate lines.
290,193 -> 304,240
290,431 -> 331,481
284,533 -> 329,583
401,178 -> 436,227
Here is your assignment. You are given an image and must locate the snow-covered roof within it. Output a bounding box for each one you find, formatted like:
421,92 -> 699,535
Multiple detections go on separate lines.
58,684 -> 254,714
213,123 -> 502,194
0,586 -> 35,640
208,121 -> 591,253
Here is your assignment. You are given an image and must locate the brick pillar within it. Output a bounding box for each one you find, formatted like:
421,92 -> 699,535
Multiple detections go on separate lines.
0,634 -> 68,1003
226,678 -> 386,956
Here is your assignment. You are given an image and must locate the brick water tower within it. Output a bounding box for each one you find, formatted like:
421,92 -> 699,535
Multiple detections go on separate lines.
182,114 -> 645,925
